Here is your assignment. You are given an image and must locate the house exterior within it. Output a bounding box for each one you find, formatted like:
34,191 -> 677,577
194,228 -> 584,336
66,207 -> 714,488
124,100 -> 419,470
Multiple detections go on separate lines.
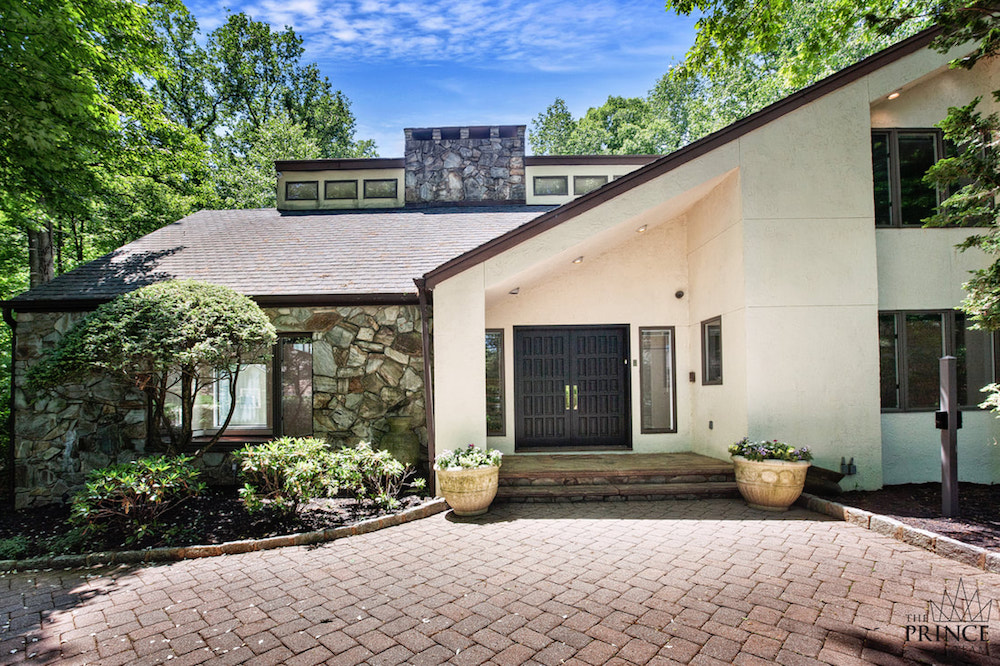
5,30 -> 1000,507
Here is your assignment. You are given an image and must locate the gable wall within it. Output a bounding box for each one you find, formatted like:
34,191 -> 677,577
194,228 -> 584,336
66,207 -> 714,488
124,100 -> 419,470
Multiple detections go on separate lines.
686,171 -> 748,460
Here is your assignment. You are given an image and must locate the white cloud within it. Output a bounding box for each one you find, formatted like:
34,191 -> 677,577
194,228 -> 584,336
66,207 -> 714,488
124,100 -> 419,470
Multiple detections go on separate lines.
227,0 -> 691,73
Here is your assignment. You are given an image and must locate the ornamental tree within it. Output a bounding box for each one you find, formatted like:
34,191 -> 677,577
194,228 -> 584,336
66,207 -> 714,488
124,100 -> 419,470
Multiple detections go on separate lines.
28,280 -> 277,455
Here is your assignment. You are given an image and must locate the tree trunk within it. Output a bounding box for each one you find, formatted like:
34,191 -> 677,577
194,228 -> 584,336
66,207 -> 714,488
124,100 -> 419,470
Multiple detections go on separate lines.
27,221 -> 54,287
179,366 -> 194,451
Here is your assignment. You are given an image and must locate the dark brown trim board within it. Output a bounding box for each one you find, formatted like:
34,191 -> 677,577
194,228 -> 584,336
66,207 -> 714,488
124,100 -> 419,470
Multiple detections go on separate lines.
422,29 -> 940,290
525,155 -> 659,166
276,158 -> 405,171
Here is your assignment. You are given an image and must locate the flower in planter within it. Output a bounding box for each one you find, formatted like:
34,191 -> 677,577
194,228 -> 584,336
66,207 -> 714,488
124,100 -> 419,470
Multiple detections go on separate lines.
728,437 -> 812,462
434,444 -> 503,470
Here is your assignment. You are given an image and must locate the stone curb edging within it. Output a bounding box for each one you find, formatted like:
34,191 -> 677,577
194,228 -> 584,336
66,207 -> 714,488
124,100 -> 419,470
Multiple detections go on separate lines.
0,498 -> 449,573
798,492 -> 1000,573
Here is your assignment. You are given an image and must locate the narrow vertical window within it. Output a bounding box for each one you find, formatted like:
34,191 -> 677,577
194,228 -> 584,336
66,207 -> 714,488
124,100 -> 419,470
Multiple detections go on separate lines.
898,133 -> 940,226
640,327 -> 676,433
486,329 -> 505,435
879,313 -> 900,409
905,313 -> 945,409
956,313 -> 995,408
871,132 -> 892,226
701,317 -> 722,385
278,336 -> 313,436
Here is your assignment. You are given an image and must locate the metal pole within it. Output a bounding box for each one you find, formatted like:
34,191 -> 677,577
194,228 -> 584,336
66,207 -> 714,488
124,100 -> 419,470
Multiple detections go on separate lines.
940,355 -> 958,517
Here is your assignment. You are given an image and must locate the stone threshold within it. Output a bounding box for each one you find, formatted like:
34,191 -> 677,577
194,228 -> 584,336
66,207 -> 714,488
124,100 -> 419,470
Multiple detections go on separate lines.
799,492 -> 1000,573
0,498 -> 448,573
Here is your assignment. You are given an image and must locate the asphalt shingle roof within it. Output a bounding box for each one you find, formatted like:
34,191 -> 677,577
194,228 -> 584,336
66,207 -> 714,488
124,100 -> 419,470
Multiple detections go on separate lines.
12,206 -> 552,305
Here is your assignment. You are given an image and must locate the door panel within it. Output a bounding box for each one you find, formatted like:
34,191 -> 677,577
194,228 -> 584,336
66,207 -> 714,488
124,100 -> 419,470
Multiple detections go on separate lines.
514,326 -> 630,449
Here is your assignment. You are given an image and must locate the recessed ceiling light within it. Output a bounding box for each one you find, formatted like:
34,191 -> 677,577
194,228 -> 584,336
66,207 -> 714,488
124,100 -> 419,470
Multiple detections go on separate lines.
509,287 -> 520,295
572,256 -> 584,264
637,225 -> 647,233
888,91 -> 900,100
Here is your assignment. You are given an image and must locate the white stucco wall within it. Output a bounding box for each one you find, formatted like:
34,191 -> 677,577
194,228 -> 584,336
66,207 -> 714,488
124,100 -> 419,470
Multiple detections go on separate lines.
686,172 -> 748,460
872,55 -> 1000,486
432,265 -> 488,452
430,42 -> 1000,488
736,75 -> 884,488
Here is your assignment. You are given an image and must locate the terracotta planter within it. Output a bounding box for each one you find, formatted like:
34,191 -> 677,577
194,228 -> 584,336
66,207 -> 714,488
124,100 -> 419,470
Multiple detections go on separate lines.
732,456 -> 810,512
435,466 -> 500,516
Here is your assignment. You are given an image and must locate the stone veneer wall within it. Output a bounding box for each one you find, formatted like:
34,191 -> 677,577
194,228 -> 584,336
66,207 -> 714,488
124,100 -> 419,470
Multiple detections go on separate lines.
11,304 -> 428,508
404,126 -> 526,204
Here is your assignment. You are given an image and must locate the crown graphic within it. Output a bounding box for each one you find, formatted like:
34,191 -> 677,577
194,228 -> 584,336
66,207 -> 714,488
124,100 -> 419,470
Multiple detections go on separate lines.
929,578 -> 993,623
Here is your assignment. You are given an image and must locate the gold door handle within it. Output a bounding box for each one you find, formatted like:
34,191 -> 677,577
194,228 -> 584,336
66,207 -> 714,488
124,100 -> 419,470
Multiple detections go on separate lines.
565,384 -> 570,411
573,385 -> 579,411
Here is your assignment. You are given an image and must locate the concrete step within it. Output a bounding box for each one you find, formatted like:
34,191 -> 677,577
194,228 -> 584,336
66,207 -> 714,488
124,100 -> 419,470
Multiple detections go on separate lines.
499,471 -> 735,487
496,481 -> 739,502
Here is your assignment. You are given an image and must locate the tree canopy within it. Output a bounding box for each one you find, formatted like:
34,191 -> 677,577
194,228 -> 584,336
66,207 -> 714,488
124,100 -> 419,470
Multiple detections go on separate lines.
28,281 -> 278,455
530,0 -> 926,156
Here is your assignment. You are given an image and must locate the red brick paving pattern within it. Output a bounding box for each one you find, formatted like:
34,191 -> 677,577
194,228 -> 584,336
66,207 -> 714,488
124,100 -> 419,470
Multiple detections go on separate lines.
4,500 -> 1000,664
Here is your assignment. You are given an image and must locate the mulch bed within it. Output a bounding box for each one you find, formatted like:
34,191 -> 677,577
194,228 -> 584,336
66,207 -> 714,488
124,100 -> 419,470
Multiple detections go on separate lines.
0,487 -> 428,560
824,482 -> 1000,551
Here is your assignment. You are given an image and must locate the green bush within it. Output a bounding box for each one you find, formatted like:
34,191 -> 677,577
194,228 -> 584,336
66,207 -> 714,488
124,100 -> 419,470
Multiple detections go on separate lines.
70,455 -> 206,545
237,437 -> 337,515
332,442 -> 422,510
0,535 -> 29,560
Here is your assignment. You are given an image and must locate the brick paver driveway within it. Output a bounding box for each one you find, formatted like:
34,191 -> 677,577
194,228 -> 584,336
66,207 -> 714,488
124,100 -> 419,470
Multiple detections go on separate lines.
4,500 -> 1000,665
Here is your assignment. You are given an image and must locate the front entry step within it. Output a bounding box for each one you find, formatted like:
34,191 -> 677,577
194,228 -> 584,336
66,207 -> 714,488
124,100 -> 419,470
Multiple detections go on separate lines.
496,452 -> 738,503
497,481 -> 738,502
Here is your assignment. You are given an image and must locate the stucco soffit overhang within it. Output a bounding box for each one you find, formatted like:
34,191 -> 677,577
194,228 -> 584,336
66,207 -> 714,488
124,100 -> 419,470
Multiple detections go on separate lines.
421,28 -> 942,291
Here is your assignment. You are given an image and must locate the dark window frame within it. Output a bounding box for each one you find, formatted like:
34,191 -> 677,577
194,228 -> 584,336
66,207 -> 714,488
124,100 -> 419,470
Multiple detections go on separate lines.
573,175 -> 608,195
200,333 -> 314,439
363,178 -> 398,199
639,326 -> 678,434
324,179 -> 358,200
486,329 -> 505,436
533,175 -> 569,196
872,129 -> 946,228
701,316 -> 723,385
879,310 -> 999,412
285,181 -> 319,201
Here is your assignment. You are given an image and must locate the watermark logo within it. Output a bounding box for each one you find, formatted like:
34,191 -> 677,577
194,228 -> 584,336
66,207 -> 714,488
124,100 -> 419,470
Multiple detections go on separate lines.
905,578 -> 992,645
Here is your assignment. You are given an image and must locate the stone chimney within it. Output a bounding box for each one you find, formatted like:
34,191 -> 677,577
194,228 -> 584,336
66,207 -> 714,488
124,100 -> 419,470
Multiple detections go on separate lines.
404,125 -> 525,205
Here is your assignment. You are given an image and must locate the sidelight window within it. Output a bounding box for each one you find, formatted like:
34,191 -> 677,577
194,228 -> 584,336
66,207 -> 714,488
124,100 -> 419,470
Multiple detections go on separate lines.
486,330 -> 505,436
639,327 -> 676,433
701,317 -> 722,385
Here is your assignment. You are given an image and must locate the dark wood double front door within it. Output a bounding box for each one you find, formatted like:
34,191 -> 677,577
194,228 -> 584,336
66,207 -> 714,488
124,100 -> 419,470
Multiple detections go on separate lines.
514,325 -> 630,449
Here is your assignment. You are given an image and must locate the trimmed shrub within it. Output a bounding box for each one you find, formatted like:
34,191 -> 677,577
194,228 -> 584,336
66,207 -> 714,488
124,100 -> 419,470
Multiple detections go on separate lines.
70,455 -> 206,545
332,442 -> 422,510
237,437 -> 337,515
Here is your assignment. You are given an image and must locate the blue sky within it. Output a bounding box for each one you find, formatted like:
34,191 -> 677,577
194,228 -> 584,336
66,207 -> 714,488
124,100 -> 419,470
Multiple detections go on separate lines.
184,0 -> 700,155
